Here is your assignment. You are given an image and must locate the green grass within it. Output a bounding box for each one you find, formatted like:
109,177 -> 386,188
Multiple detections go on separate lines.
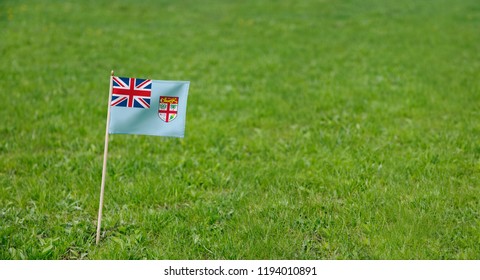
1,0 -> 479,259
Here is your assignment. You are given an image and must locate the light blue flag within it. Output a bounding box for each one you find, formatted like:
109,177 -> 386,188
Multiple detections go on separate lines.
108,76 -> 190,138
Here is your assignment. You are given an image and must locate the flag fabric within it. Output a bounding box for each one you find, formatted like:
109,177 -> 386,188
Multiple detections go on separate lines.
108,76 -> 190,138
111,77 -> 152,109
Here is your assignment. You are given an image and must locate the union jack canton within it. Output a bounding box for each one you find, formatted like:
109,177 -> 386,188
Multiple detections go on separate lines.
111,76 -> 152,109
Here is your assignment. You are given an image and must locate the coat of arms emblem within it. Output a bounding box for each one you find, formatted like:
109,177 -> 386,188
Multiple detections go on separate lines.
158,96 -> 179,122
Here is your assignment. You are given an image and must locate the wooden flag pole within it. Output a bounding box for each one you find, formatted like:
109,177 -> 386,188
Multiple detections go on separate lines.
96,70 -> 114,245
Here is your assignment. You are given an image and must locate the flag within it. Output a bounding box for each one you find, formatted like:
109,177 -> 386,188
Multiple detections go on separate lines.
108,76 -> 190,138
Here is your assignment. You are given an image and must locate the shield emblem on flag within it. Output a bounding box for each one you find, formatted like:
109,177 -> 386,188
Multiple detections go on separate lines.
158,96 -> 179,122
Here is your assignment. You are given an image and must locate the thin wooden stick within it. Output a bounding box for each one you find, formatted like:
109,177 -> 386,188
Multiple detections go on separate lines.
96,70 -> 114,245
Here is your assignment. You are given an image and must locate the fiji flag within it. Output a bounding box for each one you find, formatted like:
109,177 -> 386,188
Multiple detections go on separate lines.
108,76 -> 190,138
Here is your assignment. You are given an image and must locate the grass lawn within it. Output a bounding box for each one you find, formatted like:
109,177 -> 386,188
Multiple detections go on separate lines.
0,0 -> 479,259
